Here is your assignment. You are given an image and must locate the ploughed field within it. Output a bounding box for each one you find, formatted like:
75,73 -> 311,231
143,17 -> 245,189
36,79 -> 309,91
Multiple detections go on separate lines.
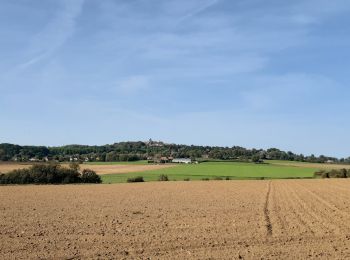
1,180 -> 350,259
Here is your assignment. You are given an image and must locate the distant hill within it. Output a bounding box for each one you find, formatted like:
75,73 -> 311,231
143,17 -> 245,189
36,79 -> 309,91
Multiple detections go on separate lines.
0,141 -> 347,164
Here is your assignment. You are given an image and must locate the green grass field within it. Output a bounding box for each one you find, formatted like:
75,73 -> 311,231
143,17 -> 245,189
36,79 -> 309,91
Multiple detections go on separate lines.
101,161 -> 317,183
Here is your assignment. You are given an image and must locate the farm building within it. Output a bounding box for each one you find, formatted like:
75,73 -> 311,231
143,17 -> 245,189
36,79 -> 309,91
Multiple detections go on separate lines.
148,156 -> 174,164
172,158 -> 192,164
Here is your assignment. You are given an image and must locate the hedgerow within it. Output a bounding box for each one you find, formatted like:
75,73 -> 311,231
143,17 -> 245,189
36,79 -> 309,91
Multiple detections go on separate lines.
127,176 -> 144,183
0,163 -> 101,184
314,169 -> 349,178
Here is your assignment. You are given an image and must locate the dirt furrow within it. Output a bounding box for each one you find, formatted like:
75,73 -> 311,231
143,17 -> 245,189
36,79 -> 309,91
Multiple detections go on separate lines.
283,182 -> 321,236
293,181 -> 350,232
304,181 -> 350,210
268,181 -> 289,237
264,181 -> 273,237
281,181 -> 341,236
277,181 -> 317,237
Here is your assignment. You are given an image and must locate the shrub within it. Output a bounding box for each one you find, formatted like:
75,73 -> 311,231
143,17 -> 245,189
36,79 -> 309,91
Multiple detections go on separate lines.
347,170 -> 350,178
0,163 -> 101,185
158,174 -> 169,181
81,169 -> 102,183
183,178 -> 190,181
201,178 -> 210,181
340,169 -> 348,178
127,176 -> 144,183
69,162 -> 80,171
251,155 -> 262,163
314,169 -> 348,179
225,177 -> 231,180
314,170 -> 326,178
329,169 -> 347,178
322,171 -> 329,178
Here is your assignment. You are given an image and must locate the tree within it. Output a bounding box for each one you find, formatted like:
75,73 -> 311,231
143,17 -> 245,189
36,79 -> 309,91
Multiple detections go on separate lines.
81,169 -> 101,183
251,154 -> 261,163
69,162 -> 80,171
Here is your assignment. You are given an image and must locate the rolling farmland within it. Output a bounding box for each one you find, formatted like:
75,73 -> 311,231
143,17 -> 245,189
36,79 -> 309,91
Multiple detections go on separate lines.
2,160 -> 350,183
1,180 -> 350,259
2,0 -> 349,258
101,161 -> 318,183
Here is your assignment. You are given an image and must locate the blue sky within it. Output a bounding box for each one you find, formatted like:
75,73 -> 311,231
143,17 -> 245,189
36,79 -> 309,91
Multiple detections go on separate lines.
1,0 -> 350,157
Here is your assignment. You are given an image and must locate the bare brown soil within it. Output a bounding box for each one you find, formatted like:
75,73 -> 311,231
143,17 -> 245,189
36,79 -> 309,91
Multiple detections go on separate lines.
1,180 -> 350,259
0,163 -> 33,173
0,163 -> 175,175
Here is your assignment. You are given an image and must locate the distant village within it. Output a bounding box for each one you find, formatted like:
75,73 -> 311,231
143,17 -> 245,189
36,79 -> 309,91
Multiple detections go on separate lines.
147,157 -> 194,164
145,139 -> 196,164
19,139 -> 197,164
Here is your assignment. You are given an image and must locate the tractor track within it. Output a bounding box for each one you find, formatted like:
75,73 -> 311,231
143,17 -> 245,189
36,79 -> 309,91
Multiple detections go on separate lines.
264,181 -> 273,236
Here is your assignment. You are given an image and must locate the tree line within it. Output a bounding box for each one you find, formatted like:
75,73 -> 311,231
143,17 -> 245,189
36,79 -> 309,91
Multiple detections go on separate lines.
0,141 -> 348,164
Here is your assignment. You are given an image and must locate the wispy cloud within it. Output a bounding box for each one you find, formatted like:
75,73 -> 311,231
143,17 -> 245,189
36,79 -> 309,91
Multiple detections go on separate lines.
18,0 -> 84,69
92,0 -> 317,85
176,0 -> 220,24
1,0 -> 350,156
290,0 -> 350,25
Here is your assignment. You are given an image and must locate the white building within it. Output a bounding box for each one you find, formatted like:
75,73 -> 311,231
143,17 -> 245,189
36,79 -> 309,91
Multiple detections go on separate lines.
172,158 -> 192,164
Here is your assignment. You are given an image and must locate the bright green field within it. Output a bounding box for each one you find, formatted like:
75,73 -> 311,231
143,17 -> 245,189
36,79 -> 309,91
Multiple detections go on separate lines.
101,162 -> 317,183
